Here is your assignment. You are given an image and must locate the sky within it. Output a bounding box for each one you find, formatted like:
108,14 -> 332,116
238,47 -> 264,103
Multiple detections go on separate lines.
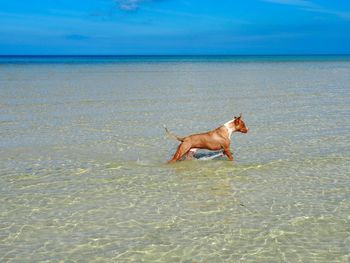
1,0 -> 350,55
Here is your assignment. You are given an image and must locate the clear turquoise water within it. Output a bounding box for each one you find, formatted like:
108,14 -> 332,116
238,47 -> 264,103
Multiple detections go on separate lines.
1,57 -> 350,262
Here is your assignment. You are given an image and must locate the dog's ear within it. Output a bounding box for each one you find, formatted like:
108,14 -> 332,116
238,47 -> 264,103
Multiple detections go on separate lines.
234,113 -> 242,119
234,115 -> 241,125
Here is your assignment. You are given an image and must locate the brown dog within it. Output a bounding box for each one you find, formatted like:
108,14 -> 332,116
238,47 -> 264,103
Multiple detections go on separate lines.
166,114 -> 248,163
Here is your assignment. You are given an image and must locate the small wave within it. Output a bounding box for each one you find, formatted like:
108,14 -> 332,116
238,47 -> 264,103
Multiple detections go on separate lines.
194,151 -> 225,161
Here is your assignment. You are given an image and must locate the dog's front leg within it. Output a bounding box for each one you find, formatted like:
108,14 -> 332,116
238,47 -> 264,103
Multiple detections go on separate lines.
223,147 -> 234,161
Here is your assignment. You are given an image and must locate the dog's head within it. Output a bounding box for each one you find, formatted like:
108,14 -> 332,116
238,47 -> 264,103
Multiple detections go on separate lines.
230,113 -> 248,133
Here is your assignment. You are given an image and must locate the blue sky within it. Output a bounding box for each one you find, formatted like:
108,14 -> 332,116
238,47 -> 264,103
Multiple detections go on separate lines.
1,0 -> 350,55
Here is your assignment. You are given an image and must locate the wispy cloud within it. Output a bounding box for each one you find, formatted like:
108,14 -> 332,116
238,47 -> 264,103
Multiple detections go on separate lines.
262,0 -> 350,20
114,0 -> 149,11
304,7 -> 350,21
262,0 -> 317,8
114,0 -> 168,11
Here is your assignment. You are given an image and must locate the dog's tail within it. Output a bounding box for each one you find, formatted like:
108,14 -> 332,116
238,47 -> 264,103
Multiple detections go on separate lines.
164,125 -> 184,142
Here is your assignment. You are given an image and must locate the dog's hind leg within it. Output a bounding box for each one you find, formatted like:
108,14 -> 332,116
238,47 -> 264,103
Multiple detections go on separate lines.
168,142 -> 192,163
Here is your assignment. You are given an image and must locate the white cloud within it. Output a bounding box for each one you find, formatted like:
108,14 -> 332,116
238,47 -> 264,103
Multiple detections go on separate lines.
262,0 -> 350,20
263,0 -> 316,8
115,0 -> 147,11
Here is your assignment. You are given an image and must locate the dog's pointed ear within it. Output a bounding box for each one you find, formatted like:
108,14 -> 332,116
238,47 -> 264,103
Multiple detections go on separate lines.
239,113 -> 242,118
234,115 -> 241,125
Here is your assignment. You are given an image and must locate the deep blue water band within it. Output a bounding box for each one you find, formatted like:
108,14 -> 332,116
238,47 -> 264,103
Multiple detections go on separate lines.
1,55 -> 350,64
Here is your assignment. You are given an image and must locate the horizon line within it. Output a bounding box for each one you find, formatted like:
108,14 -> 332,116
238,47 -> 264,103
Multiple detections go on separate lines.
1,53 -> 350,57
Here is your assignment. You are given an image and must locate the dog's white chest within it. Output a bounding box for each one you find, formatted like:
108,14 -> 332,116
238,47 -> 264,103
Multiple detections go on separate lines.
224,121 -> 234,139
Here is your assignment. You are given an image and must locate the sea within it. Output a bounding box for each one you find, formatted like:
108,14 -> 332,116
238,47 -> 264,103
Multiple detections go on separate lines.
1,55 -> 350,262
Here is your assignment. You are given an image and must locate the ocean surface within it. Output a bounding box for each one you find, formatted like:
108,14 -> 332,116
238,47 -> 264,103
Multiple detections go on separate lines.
1,56 -> 350,262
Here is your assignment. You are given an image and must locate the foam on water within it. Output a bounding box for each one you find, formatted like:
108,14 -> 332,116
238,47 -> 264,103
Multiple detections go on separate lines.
194,150 -> 225,161
1,58 -> 350,262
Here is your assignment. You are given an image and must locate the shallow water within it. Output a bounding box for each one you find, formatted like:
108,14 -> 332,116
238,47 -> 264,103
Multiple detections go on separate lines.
1,59 -> 350,262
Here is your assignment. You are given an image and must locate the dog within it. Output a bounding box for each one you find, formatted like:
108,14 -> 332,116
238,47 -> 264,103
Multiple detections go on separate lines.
165,114 -> 248,163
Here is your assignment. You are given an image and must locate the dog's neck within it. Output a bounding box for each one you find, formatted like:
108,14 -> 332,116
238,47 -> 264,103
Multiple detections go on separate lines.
223,120 -> 235,139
